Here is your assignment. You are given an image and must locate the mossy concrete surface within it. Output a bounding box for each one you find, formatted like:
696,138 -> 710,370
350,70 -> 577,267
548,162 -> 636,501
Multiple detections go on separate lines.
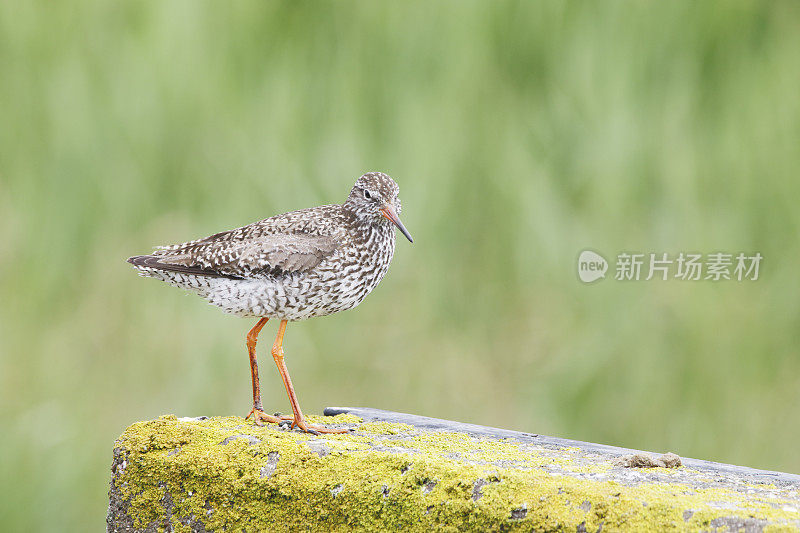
108,410 -> 800,532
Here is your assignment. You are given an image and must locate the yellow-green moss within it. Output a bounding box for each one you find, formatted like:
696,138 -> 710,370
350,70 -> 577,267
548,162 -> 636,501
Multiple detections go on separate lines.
110,415 -> 800,532
359,421 -> 415,435
305,413 -> 363,426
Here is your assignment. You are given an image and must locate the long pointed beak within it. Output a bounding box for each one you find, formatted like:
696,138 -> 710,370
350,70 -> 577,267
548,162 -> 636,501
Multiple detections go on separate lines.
380,204 -> 413,243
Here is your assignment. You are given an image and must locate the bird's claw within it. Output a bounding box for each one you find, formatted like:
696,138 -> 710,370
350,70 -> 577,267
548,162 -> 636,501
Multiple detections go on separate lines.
246,408 -> 281,426
291,417 -> 348,435
246,408 -> 347,434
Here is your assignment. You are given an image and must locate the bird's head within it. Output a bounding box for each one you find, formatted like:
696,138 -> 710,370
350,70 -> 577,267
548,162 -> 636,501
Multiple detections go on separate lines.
344,172 -> 413,243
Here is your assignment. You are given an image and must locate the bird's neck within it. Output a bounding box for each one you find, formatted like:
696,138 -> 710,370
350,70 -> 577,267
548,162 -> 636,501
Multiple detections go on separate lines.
342,208 -> 395,249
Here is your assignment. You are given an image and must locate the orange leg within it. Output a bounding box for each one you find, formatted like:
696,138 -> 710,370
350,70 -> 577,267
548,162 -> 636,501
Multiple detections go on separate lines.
243,318 -> 281,426
271,320 -> 347,435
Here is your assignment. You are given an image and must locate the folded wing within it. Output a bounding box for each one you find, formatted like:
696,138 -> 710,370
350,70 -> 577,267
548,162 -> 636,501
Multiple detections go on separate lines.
129,233 -> 340,279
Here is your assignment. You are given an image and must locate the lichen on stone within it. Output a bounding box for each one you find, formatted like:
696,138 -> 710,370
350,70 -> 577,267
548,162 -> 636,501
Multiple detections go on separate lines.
359,421 -> 415,435
614,452 -> 682,469
107,415 -> 800,532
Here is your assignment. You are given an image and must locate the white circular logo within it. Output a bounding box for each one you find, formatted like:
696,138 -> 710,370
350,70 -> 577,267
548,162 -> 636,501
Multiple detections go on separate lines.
578,250 -> 608,283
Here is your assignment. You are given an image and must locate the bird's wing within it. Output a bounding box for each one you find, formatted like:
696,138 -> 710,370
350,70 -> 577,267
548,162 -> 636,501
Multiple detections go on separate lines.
151,233 -> 340,278
130,205 -> 346,278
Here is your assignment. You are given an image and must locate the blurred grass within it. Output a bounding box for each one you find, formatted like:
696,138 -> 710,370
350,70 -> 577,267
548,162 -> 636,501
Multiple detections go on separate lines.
2,1 -> 800,530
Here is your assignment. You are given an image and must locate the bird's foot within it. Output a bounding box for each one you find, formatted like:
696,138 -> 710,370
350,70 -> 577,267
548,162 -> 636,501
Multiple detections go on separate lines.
246,408 -> 348,434
245,408 -> 281,426
291,417 -> 350,435
283,415 -> 349,435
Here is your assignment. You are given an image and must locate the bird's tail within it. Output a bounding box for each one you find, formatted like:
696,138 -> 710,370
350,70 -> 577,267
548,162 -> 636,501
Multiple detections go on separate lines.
126,255 -> 242,279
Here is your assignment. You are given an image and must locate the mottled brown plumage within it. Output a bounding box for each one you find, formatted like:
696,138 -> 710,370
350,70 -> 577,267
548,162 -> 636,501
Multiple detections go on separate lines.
127,172 -> 412,434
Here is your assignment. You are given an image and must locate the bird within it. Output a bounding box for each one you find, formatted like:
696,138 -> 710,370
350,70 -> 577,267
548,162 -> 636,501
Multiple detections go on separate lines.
127,172 -> 413,435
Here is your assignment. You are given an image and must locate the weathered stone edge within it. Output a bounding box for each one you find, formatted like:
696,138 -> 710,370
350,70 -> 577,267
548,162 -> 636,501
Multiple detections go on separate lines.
325,407 -> 800,485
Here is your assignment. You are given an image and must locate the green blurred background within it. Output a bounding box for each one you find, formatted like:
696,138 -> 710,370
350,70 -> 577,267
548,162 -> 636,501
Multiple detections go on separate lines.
2,1 -> 800,530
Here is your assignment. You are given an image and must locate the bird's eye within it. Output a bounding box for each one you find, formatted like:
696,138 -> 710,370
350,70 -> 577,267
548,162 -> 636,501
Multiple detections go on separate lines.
363,189 -> 372,199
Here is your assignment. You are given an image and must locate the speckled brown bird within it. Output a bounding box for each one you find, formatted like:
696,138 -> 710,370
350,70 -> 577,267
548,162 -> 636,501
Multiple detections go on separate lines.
128,172 -> 412,434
